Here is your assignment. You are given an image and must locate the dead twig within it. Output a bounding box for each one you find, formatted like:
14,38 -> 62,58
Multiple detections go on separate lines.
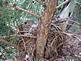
0,34 -> 37,39
63,32 -> 81,41
22,38 -> 27,52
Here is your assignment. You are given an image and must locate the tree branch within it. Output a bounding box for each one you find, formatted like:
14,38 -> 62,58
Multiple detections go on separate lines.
13,4 -> 40,17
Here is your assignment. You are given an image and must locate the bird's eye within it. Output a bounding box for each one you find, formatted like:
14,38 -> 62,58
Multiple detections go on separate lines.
25,22 -> 27,24
32,1 -> 35,3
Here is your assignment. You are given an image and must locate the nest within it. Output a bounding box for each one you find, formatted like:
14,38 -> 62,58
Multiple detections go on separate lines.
16,18 -> 81,61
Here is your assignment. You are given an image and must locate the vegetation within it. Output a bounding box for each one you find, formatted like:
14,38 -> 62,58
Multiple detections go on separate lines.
0,0 -> 81,61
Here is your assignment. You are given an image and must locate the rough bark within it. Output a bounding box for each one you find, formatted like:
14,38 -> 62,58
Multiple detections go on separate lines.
36,0 -> 57,58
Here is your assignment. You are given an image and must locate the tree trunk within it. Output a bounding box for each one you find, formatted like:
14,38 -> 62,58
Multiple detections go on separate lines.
36,0 -> 57,58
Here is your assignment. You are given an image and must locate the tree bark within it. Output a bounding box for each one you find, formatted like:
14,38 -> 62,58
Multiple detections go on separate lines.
36,0 -> 57,58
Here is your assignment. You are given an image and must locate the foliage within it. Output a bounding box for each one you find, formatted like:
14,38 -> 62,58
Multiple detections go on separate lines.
0,45 -> 16,60
0,0 -> 43,60
0,36 -> 18,60
57,0 -> 81,22
0,0 -> 43,36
